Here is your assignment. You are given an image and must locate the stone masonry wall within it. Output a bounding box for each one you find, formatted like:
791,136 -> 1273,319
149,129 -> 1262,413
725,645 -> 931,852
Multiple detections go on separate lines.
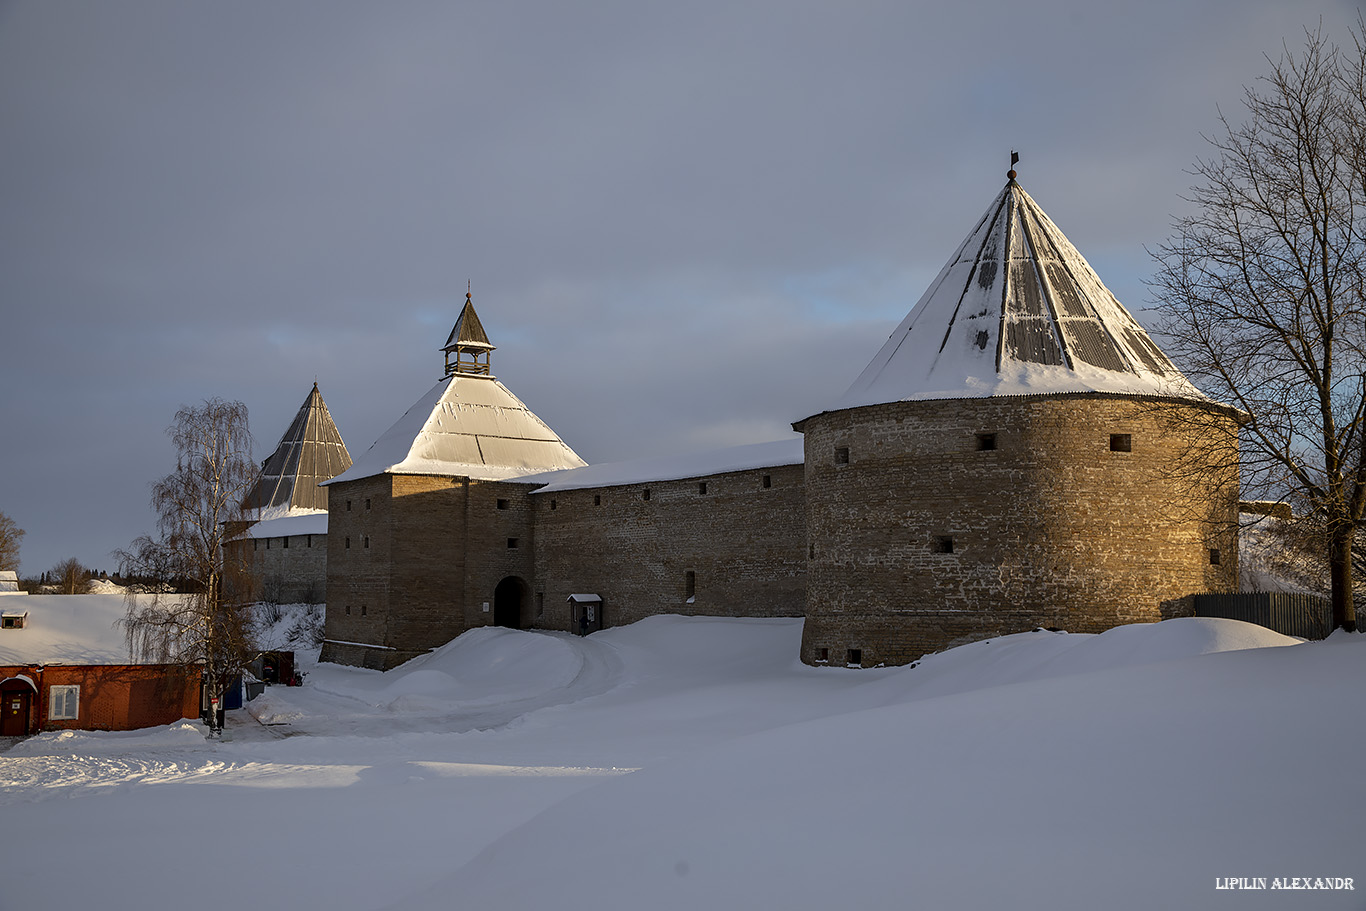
242,532 -> 328,604
321,475 -> 538,670
531,463 -> 806,632
798,395 -> 1241,667
321,474 -> 402,669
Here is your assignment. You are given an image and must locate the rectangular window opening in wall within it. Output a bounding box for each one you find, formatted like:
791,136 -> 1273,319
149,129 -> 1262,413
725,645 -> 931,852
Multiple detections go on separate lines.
550,499 -> 557,511
932,536 -> 955,554
366,498 -> 371,510
253,539 -> 258,552
282,536 -> 288,549
1209,548 -> 1221,565
507,538 -> 519,549
835,446 -> 850,465
363,536 -> 370,549
537,592 -> 545,617
594,495 -> 601,506
976,432 -> 997,451
816,647 -> 829,664
345,536 -> 351,550
307,535 -> 312,548
347,500 -> 352,511
847,648 -> 862,667
49,685 -> 79,720
685,570 -> 696,603
265,538 -> 270,550
345,605 -> 351,615
643,488 -> 650,501
1110,433 -> 1132,453
762,474 -> 772,489
361,605 -> 367,616
698,482 -> 708,495
497,498 -> 509,510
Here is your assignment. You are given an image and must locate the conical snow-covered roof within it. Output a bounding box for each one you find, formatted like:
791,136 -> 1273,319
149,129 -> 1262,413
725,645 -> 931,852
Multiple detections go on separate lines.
325,375 -> 587,484
829,175 -> 1202,413
245,382 -> 352,517
328,298 -> 586,485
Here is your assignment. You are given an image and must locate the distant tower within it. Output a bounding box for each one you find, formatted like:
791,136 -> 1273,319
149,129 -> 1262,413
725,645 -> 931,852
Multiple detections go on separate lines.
245,382 -> 352,516
793,168 -> 1243,667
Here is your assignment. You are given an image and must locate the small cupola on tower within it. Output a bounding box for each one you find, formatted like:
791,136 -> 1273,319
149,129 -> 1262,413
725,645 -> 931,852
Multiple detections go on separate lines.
443,291 -> 496,377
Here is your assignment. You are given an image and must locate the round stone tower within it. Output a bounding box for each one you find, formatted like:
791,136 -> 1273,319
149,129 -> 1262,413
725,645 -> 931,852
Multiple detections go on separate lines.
794,169 -> 1242,667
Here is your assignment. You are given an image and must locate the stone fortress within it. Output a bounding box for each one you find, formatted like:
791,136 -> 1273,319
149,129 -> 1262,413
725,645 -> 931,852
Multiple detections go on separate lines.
247,170 -> 1243,671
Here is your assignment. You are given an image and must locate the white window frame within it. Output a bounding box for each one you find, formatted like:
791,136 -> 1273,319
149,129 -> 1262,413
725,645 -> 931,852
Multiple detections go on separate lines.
49,684 -> 79,720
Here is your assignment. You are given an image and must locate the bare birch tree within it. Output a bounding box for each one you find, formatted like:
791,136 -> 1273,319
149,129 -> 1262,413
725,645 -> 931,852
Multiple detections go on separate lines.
116,399 -> 259,732
1152,23 -> 1366,631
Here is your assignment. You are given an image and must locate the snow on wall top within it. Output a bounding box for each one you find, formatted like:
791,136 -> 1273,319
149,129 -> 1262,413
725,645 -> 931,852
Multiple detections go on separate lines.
237,510 -> 329,540
516,437 -> 804,493
824,178 -> 1204,415
325,375 -> 586,486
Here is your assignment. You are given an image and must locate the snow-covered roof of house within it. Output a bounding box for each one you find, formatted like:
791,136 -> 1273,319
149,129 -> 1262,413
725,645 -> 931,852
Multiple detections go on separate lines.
245,382 -> 352,518
0,571 -> 20,595
0,594 -> 185,665
327,296 -> 586,485
819,171 -> 1204,416
517,438 -> 803,493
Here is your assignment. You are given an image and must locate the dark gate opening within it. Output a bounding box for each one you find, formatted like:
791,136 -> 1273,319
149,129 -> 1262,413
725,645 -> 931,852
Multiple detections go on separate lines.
494,576 -> 526,629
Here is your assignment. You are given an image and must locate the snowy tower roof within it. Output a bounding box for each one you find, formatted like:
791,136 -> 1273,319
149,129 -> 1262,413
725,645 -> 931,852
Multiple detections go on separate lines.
826,169 -> 1203,414
326,294 -> 587,485
245,382 -> 353,518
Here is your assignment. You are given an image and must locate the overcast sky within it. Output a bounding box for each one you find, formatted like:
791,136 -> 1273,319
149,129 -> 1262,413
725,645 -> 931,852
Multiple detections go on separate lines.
0,0 -> 1357,575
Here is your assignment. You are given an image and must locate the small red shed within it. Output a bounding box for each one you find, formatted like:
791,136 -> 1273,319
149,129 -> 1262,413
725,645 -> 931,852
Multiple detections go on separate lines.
0,593 -> 202,735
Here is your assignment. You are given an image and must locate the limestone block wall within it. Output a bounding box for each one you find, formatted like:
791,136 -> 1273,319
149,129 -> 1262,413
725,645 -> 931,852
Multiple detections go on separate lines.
531,463 -> 806,632
320,475 -> 538,670
457,480 -> 537,631
244,533 -> 328,604
797,394 -> 1241,667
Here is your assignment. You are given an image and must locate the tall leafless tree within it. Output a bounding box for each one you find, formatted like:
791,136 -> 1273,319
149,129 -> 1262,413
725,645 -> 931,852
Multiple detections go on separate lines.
49,557 -> 92,594
1152,23 -> 1366,631
116,399 -> 260,732
0,509 -> 23,573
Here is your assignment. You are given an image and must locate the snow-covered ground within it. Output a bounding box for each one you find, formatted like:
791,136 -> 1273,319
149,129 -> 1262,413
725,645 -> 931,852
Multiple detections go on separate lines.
1,615 -> 1361,910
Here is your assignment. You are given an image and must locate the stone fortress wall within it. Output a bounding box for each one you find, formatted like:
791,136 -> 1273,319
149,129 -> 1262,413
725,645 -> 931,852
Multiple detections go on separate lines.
796,394 -> 1241,666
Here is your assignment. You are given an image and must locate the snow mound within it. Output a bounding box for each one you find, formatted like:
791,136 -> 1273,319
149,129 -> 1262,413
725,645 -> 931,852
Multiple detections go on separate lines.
304,627 -> 586,714
860,617 -> 1300,704
5,720 -> 207,756
397,626 -> 1358,911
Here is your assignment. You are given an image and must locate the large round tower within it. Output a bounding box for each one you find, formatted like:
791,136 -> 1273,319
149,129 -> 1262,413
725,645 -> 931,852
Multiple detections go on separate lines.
795,170 -> 1242,667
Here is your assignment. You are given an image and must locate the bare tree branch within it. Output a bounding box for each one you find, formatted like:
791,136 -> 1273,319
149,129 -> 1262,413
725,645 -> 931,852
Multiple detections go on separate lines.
1151,21 -> 1366,631
116,399 -> 260,732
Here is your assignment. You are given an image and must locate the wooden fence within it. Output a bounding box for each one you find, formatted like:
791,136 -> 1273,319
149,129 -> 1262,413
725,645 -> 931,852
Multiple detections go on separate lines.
1192,592 -> 1333,640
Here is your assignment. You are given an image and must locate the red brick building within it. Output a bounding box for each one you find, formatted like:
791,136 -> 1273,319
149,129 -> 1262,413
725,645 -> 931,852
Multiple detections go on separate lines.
0,595 -> 202,735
